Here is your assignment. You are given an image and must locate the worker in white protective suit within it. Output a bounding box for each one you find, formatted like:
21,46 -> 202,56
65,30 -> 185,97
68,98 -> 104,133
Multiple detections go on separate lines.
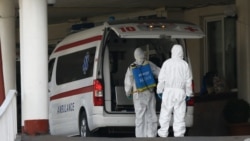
157,44 -> 193,137
124,47 -> 160,137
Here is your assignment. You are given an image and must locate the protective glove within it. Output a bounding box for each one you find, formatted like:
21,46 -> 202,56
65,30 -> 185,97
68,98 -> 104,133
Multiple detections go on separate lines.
157,93 -> 162,99
185,96 -> 191,101
127,94 -> 132,99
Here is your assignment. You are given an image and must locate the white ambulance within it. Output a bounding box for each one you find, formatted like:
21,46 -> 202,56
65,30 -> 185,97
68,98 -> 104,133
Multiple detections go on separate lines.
48,19 -> 204,137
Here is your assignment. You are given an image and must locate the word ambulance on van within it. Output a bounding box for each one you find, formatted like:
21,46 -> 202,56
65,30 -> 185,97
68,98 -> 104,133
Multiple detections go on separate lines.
48,19 -> 204,136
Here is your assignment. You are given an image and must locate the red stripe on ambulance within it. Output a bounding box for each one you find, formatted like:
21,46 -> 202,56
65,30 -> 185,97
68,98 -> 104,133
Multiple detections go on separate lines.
54,35 -> 102,52
50,85 -> 93,101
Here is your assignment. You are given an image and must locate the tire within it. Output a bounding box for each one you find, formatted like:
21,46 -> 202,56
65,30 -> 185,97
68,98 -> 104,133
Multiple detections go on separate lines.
185,127 -> 190,136
79,112 -> 91,137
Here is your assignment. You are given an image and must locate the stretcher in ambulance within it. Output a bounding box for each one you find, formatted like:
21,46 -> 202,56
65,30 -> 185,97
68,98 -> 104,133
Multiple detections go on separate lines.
48,19 -> 204,137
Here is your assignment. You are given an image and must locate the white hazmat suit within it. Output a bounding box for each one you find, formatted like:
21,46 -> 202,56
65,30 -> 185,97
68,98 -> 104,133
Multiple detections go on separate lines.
157,44 -> 193,137
124,48 -> 160,137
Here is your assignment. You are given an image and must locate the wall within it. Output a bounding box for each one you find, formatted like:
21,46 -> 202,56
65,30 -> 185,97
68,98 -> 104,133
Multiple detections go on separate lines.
182,3 -> 250,102
236,0 -> 250,102
48,23 -> 71,45
179,5 -> 236,94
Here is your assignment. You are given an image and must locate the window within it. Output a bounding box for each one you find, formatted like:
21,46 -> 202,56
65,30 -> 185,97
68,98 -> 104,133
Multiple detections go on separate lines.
48,58 -> 55,82
56,47 -> 96,85
204,16 -> 237,90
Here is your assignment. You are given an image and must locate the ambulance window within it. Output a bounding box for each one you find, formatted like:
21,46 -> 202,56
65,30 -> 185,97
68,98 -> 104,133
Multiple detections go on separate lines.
56,47 -> 96,85
48,58 -> 55,82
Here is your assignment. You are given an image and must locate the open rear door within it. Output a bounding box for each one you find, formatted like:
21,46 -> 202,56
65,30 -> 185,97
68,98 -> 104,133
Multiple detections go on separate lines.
107,20 -> 205,39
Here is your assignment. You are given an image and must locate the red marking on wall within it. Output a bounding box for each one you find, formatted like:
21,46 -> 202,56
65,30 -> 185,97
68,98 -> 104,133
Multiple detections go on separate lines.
23,119 -> 49,135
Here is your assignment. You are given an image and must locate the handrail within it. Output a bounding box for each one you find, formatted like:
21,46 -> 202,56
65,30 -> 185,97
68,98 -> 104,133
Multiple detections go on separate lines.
0,90 -> 17,141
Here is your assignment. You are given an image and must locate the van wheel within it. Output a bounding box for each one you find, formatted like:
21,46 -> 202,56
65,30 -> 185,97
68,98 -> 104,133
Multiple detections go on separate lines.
185,127 -> 190,136
79,112 -> 91,137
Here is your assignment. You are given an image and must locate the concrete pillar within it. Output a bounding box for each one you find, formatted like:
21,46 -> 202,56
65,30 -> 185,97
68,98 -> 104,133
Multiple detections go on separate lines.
236,0 -> 250,102
0,0 -> 16,104
19,0 -> 49,135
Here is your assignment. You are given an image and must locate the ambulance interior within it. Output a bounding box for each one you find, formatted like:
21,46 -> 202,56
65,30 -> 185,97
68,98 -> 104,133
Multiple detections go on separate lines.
103,30 -> 187,113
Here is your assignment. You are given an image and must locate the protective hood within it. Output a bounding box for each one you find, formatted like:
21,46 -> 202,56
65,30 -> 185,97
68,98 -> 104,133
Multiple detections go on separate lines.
171,44 -> 184,59
134,48 -> 145,64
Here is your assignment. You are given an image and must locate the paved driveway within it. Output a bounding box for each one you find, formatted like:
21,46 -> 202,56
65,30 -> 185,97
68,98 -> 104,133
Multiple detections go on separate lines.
17,135 -> 250,141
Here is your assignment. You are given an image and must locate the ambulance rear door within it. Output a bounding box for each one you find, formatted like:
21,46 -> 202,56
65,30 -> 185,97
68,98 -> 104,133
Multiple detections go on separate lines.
107,19 -> 205,39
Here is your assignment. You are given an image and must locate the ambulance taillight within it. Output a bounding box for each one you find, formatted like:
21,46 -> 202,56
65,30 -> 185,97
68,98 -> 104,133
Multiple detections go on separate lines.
192,80 -> 195,93
187,97 -> 195,106
93,79 -> 103,106
187,80 -> 195,106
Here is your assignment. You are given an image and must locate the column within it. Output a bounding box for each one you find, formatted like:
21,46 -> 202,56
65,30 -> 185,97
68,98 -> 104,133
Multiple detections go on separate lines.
0,0 -> 16,104
236,0 -> 250,102
19,0 -> 49,135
